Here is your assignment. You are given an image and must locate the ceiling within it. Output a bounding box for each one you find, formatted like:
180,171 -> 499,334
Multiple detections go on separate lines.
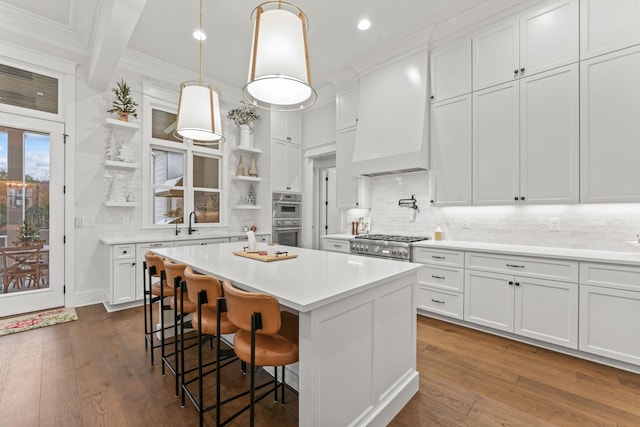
0,0 -> 505,93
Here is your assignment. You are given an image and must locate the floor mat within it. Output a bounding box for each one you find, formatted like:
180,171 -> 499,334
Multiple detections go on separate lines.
0,307 -> 77,336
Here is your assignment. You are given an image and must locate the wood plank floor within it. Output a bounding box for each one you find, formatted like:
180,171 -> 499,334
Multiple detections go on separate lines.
1,304 -> 639,426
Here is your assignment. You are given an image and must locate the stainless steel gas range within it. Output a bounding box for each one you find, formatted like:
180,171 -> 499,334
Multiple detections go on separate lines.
350,234 -> 431,261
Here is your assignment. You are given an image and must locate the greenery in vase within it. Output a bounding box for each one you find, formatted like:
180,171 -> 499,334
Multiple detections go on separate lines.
107,79 -> 138,118
227,101 -> 260,127
15,218 -> 40,246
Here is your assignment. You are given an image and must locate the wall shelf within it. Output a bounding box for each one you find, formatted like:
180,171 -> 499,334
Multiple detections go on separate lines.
105,201 -> 138,207
232,146 -> 262,155
232,205 -> 262,210
232,175 -> 262,182
106,117 -> 140,130
105,160 -> 139,169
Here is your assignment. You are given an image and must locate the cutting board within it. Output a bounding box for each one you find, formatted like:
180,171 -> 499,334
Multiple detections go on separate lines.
233,250 -> 298,262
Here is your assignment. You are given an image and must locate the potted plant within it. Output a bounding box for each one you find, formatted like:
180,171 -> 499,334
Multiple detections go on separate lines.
227,101 -> 260,147
14,218 -> 40,247
107,79 -> 138,122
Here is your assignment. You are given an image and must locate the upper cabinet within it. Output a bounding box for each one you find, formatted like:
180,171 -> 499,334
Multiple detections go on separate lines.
336,128 -> 371,209
580,0 -> 640,60
271,139 -> 302,193
472,0 -> 578,91
336,86 -> 359,131
580,45 -> 640,203
271,111 -> 302,144
430,40 -> 472,102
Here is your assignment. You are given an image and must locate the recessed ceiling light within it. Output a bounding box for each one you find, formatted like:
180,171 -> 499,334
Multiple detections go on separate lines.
357,19 -> 371,31
193,30 -> 206,40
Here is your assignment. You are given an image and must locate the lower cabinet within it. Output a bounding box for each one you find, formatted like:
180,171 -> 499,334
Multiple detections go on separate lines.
111,247 -> 137,304
135,241 -> 175,300
414,248 -> 465,320
579,262 -> 640,365
322,237 -> 351,253
464,270 -> 578,349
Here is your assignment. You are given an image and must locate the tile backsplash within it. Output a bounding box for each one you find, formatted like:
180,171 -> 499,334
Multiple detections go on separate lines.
346,171 -> 640,252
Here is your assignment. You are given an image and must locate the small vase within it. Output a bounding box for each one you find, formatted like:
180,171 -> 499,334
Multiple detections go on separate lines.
239,124 -> 252,147
117,112 -> 129,122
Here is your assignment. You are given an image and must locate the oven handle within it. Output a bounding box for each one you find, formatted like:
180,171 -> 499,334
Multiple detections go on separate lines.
273,201 -> 302,205
273,227 -> 302,232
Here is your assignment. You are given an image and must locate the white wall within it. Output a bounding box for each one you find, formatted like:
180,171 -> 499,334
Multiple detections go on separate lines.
356,171 -> 640,252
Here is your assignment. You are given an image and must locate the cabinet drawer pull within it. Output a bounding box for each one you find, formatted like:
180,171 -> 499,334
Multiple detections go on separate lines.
149,243 -> 164,247
432,255 -> 445,260
332,244 -> 342,248
431,275 -> 446,280
431,299 -> 445,304
506,264 -> 525,268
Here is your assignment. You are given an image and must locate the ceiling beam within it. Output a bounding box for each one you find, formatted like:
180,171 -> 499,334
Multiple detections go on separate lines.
87,0 -> 148,90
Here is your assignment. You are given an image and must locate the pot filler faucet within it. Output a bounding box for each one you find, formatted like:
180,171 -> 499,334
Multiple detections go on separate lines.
188,211 -> 197,235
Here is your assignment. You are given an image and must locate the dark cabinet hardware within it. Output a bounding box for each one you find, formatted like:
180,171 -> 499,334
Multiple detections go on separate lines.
515,282 -> 520,286
508,281 -> 514,285
432,255 -> 445,260
520,67 -> 525,72
514,196 -> 519,201
506,264 -> 525,268
520,196 -> 525,200
514,69 -> 519,74
431,275 -> 446,280
431,299 -> 445,304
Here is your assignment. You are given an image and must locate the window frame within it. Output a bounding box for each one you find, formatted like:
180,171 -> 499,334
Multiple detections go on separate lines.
142,95 -> 225,229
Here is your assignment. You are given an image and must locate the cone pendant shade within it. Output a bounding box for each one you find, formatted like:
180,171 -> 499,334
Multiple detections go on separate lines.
176,82 -> 224,142
243,1 -> 317,111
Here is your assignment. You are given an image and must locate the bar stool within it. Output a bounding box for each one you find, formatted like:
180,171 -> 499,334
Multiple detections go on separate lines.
161,259 -> 190,396
181,266 -> 238,427
143,251 -> 173,366
219,280 -> 299,427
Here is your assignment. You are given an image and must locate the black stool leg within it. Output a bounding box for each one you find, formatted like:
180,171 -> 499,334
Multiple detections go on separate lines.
173,276 -> 180,396
180,280 -> 187,408
143,261 -> 148,349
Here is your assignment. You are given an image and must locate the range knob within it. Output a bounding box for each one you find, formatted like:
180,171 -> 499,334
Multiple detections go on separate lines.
373,245 -> 380,253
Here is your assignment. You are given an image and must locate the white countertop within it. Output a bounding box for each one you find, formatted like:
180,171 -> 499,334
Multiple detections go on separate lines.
100,232 -> 269,245
153,242 -> 422,312
413,240 -> 640,266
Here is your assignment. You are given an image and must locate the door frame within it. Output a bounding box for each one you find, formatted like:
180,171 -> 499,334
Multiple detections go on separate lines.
0,41 -> 76,310
302,143 -> 336,249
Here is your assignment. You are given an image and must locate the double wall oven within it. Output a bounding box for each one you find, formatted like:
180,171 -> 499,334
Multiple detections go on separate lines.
350,234 -> 431,261
272,192 -> 302,247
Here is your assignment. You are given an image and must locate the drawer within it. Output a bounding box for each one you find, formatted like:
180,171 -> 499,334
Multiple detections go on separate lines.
323,238 -> 351,253
580,262 -> 640,292
417,265 -> 464,292
114,245 -> 134,259
466,252 -> 578,283
416,285 -> 463,319
412,247 -> 464,267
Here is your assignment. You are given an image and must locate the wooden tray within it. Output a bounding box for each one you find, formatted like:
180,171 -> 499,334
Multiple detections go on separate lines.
233,250 -> 298,262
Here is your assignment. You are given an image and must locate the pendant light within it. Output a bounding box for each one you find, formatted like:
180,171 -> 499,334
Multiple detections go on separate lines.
243,1 -> 317,111
176,0 -> 225,143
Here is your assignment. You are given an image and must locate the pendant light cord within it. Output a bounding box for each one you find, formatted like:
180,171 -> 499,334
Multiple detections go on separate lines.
199,0 -> 203,84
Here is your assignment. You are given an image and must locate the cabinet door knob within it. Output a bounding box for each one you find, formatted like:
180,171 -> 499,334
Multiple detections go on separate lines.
508,281 -> 514,285
514,69 -> 519,74
515,282 -> 520,286
514,196 -> 518,201
430,95 -> 434,100
131,262 -> 136,266
520,67 -> 525,73
520,196 -> 525,201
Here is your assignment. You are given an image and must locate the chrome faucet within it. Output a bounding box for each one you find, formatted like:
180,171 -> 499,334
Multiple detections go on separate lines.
188,211 -> 197,235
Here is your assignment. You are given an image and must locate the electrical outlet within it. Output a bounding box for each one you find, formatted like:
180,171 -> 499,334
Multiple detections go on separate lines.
549,217 -> 560,231
462,217 -> 470,229
74,217 -> 82,227
82,217 -> 94,227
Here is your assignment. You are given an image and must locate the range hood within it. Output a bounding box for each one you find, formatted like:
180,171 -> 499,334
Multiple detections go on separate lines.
352,49 -> 429,177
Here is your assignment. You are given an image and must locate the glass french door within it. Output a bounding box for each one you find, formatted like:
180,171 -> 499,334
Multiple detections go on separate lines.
0,112 -> 64,317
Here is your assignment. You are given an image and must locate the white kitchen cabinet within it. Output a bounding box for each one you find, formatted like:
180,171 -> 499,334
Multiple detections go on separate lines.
336,128 -> 371,209
464,269 -> 578,348
108,244 -> 137,305
414,247 -> 465,320
336,85 -> 359,131
174,237 -> 229,247
430,94 -> 472,206
472,0 -> 578,91
473,20 -> 519,91
229,234 -> 270,243
580,45 -> 640,203
580,285 -> 640,366
271,139 -> 302,193
580,0 -> 640,60
519,64 -> 579,204
473,64 -> 578,205
430,39 -> 471,102
271,111 -> 302,144
472,81 -> 519,205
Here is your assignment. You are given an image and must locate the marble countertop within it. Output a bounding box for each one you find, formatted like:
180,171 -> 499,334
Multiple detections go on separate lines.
153,242 -> 422,312
412,240 -> 640,266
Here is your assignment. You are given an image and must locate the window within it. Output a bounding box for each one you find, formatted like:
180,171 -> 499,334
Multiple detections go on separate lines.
144,99 -> 223,227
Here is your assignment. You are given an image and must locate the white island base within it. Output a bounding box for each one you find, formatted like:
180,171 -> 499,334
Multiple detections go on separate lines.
154,243 -> 421,426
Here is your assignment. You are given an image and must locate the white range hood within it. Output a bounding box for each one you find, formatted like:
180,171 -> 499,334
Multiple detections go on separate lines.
352,49 -> 429,177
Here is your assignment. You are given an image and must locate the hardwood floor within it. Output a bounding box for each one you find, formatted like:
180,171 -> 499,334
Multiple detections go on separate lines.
1,305 -> 639,426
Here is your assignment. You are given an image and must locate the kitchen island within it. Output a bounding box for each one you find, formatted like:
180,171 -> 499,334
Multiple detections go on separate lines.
154,242 -> 422,426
